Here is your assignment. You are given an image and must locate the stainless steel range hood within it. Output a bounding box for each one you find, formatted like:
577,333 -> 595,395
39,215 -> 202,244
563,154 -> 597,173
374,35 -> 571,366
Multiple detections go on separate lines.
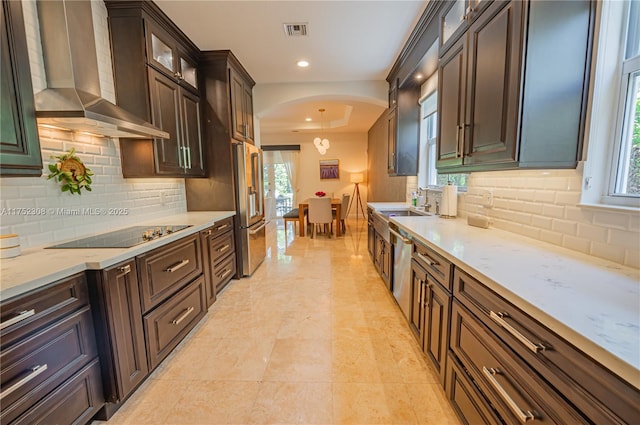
34,0 -> 168,139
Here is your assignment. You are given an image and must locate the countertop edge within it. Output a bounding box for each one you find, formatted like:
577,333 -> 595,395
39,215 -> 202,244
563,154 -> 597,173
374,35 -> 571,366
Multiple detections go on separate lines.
366,202 -> 640,390
0,211 -> 235,300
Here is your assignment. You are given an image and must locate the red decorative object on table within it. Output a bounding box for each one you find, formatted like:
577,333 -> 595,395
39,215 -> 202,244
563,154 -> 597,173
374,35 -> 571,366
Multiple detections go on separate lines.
315,191 -> 326,197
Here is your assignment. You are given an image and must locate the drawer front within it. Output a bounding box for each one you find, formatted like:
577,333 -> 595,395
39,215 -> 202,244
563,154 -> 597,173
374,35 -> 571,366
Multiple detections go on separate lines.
453,268 -> 640,424
211,217 -> 233,238
144,276 -> 206,370
412,241 -> 452,290
210,230 -> 234,266
450,301 -> 586,424
138,233 -> 202,312
0,273 -> 88,348
213,253 -> 236,294
445,354 -> 502,425
0,308 -> 98,422
8,358 -> 104,425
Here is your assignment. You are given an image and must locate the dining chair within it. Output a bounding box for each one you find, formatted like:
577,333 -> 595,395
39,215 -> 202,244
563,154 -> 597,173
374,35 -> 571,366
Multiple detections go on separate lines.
283,207 -> 305,238
333,193 -> 350,234
307,197 -> 333,238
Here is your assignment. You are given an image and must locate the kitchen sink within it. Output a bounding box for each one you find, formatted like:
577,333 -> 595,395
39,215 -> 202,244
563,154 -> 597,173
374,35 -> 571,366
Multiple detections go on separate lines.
377,209 -> 432,218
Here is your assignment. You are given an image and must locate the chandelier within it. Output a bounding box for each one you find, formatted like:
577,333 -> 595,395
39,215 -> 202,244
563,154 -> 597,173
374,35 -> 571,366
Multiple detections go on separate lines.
313,108 -> 330,155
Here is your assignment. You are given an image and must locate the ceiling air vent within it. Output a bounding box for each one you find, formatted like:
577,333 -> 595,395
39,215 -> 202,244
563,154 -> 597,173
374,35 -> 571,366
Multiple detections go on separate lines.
283,22 -> 308,37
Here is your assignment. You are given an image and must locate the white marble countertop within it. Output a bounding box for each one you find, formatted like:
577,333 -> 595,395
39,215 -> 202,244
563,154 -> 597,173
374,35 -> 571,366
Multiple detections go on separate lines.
0,211 -> 235,301
367,202 -> 640,389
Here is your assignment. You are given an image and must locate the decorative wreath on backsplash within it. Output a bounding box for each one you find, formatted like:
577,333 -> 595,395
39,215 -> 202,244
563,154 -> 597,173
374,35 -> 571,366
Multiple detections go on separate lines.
47,148 -> 93,195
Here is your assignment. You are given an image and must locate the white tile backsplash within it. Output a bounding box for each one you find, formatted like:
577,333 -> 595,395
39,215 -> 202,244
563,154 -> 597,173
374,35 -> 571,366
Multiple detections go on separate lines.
0,1 -> 187,249
457,169 -> 639,268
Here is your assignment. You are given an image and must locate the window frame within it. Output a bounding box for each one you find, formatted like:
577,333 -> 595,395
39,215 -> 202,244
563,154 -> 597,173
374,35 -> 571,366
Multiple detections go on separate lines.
581,0 -> 640,210
603,0 -> 640,206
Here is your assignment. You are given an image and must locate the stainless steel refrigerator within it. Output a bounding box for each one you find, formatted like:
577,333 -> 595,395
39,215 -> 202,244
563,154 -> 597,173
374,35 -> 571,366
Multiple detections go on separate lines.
234,142 -> 267,276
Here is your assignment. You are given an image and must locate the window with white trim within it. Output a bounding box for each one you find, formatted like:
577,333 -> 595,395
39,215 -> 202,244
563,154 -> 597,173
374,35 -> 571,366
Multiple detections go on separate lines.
419,92 -> 467,188
611,1 -> 639,197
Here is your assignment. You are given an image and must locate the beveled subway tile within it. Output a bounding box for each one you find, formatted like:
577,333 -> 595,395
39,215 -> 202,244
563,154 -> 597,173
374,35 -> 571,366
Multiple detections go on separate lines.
248,381 -> 333,424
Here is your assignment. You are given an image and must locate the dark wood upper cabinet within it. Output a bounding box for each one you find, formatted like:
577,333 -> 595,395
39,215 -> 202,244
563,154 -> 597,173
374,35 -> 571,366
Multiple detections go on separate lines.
184,50 -> 255,212
230,67 -> 255,144
0,0 -> 42,176
386,85 -> 420,176
105,0 -> 204,177
437,0 -> 594,173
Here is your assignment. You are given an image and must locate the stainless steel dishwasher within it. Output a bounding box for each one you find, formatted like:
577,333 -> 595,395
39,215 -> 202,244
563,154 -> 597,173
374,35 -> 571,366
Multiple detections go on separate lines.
389,222 -> 412,321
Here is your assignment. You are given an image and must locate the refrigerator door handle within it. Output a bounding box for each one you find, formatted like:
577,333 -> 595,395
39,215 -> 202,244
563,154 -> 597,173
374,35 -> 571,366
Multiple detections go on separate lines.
249,220 -> 270,235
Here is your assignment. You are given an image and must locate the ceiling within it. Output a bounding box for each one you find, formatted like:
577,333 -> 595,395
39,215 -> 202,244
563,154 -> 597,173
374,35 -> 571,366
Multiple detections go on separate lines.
155,0 -> 429,136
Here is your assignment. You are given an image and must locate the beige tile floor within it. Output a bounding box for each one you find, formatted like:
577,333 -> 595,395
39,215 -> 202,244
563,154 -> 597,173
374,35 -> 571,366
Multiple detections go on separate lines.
95,218 -> 460,425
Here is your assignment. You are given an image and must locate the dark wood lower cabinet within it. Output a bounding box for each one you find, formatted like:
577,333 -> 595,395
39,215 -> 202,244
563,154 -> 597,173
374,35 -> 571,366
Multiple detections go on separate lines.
87,259 -> 148,419
0,273 -> 104,424
144,276 -> 206,370
423,275 -> 450,385
11,359 -> 103,425
450,301 -> 586,424
445,354 -> 503,425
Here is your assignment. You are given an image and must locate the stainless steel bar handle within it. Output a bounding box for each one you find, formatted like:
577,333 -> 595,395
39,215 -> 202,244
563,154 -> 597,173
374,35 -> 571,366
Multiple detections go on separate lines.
186,147 -> 192,169
0,364 -> 48,400
416,252 -> 438,266
482,367 -> 535,423
218,244 -> 230,253
389,228 -> 411,244
171,306 -> 195,325
216,224 -> 229,231
489,311 -> 545,353
0,309 -> 36,330
219,268 -> 232,279
249,221 -> 269,235
118,264 -> 132,275
455,125 -> 462,158
164,259 -> 190,273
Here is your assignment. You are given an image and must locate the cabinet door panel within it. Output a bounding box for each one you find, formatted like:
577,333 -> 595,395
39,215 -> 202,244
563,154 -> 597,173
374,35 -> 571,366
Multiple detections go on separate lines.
410,260 -> 427,341
148,68 -> 183,175
0,1 -> 42,176
103,261 -> 148,400
230,69 -> 246,142
180,89 -> 204,176
464,0 -> 522,166
243,83 -> 254,143
424,278 -> 450,385
437,37 -> 466,169
387,108 -> 397,174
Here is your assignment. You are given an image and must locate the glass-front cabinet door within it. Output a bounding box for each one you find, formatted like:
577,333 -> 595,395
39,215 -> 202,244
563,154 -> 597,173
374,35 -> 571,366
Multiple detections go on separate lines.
179,57 -> 197,90
441,0 -> 466,50
145,21 -> 198,92
439,0 -> 493,55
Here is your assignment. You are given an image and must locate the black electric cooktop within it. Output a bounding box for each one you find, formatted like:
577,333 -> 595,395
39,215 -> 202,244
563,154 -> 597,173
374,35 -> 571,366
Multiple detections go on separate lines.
46,225 -> 192,249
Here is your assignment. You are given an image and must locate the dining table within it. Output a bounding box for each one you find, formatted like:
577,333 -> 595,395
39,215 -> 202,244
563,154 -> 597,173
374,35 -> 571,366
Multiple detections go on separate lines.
298,198 -> 342,237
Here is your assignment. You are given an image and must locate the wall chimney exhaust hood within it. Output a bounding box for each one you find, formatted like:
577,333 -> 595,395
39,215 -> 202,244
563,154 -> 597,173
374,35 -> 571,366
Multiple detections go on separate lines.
34,0 -> 168,139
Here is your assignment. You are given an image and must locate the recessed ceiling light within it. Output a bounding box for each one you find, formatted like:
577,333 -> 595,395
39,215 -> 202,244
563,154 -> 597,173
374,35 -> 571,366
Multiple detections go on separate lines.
305,117 -> 312,122
415,73 -> 424,80
297,60 -> 309,68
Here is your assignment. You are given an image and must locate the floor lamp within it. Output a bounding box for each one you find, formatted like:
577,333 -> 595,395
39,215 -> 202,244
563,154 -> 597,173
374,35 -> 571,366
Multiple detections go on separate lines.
347,172 -> 366,221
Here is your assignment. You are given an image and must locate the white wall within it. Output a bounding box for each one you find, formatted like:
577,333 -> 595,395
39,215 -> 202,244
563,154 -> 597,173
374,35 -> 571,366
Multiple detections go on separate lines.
261,132 -> 368,216
0,1 -> 186,249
